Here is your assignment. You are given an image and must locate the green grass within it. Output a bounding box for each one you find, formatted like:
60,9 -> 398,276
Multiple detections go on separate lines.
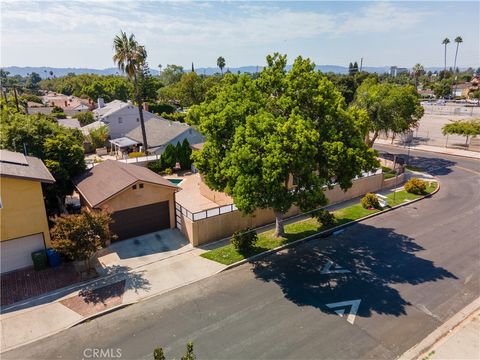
406,165 -> 424,172
383,172 -> 396,179
201,182 -> 437,265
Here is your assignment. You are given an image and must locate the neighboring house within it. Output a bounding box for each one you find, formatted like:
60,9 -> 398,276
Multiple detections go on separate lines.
57,118 -> 81,129
124,116 -> 204,155
0,150 -> 55,273
90,99 -> 155,139
74,160 -> 178,240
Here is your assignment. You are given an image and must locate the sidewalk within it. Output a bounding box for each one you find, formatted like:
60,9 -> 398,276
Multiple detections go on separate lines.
0,246 -> 225,352
428,312 -> 480,360
375,139 -> 480,159
400,298 -> 480,360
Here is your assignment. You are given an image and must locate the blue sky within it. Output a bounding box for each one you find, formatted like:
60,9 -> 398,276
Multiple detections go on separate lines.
1,1 -> 479,69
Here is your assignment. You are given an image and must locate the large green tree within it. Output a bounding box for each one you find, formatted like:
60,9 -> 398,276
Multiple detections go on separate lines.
113,31 -> 149,152
0,111 -> 85,214
217,56 -> 226,75
188,54 -> 377,236
353,79 -> 424,147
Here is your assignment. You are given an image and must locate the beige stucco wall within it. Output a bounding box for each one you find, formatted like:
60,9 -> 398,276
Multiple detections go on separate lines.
94,181 -> 176,228
179,173 -> 384,246
198,175 -> 233,205
382,173 -> 406,189
0,177 -> 51,245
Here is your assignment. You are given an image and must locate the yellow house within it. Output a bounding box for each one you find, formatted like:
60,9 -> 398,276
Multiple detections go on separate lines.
0,150 -> 55,273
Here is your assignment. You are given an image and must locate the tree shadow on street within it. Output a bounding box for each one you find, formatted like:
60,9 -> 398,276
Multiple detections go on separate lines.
78,265 -> 150,305
252,223 -> 457,318
400,154 -> 456,176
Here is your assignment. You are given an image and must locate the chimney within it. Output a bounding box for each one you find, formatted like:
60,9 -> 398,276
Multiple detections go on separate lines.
97,98 -> 105,108
143,102 -> 149,112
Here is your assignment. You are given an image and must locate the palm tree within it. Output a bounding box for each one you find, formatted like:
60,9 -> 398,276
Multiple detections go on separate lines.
442,38 -> 450,72
217,56 -> 226,75
412,63 -> 424,88
113,31 -> 148,152
452,36 -> 463,98
453,36 -> 463,72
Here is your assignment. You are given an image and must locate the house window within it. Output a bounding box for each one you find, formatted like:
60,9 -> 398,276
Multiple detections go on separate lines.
139,183 -> 144,189
132,184 -> 137,190
118,117 -> 123,124
136,118 -> 139,122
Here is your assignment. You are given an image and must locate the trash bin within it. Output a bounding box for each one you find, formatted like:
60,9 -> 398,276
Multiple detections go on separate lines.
46,248 -> 62,267
31,250 -> 48,271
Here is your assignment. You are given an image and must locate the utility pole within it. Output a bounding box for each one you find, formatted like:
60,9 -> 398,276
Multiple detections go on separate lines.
13,86 -> 20,112
393,154 -> 398,203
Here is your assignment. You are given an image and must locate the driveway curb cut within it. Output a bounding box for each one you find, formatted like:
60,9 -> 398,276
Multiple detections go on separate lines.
221,179 -> 440,271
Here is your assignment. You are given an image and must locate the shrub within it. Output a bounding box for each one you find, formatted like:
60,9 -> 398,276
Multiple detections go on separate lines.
162,168 -> 173,175
147,159 -> 162,174
361,193 -> 380,209
160,144 -> 177,169
128,151 -> 145,158
230,228 -> 257,253
313,209 -> 336,228
404,178 -> 427,195
383,173 -> 396,179
381,166 -> 393,173
75,111 -> 95,126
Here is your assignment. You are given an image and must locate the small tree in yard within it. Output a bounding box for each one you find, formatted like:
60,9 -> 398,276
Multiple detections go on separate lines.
87,125 -> 109,149
50,210 -> 115,272
160,143 -> 177,170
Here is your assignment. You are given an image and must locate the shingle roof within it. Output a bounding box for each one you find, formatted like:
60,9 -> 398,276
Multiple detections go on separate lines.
73,160 -> 177,207
0,150 -> 55,183
125,116 -> 196,148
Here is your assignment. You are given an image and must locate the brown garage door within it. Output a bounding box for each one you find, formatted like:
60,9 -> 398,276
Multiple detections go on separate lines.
110,201 -> 170,241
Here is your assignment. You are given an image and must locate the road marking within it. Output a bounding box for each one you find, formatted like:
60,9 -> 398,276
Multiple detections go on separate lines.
326,299 -> 361,324
453,165 -> 480,176
320,260 -> 351,274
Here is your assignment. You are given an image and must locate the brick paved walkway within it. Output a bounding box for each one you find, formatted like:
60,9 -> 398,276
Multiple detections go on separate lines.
0,264 -> 82,307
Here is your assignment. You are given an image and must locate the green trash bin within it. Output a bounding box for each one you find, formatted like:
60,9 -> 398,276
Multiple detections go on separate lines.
31,250 -> 48,271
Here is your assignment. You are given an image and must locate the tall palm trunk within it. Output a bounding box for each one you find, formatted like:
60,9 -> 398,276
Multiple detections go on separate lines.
453,43 -> 460,98
444,44 -> 447,71
134,74 -> 148,153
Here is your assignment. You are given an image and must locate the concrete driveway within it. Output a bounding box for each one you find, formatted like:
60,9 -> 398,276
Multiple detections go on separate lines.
96,228 -> 192,272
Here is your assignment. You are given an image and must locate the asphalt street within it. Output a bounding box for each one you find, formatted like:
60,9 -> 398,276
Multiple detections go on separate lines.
4,145 -> 480,360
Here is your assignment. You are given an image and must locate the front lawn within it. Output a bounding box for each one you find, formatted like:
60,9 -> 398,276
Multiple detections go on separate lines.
201,182 -> 437,265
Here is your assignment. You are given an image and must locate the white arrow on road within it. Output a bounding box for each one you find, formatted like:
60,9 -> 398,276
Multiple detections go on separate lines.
325,299 -> 361,324
320,260 -> 351,274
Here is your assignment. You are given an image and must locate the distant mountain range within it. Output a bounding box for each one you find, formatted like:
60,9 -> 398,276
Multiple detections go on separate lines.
2,65 -> 449,78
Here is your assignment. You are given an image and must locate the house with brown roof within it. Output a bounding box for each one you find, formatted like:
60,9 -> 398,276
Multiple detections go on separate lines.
0,150 -> 55,273
74,160 -> 178,240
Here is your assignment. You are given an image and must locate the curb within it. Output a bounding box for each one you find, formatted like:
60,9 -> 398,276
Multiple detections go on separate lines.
0,264 -> 227,354
1,180 -> 440,354
398,297 -> 480,360
221,180 -> 440,271
374,142 -> 480,160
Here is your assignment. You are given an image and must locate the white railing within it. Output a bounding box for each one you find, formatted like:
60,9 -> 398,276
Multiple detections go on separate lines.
175,168 -> 383,224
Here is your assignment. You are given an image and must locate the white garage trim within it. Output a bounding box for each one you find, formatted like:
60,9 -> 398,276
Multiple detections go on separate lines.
0,233 -> 46,273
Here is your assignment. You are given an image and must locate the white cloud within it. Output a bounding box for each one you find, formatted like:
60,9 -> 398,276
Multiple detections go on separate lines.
0,1 -> 431,67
